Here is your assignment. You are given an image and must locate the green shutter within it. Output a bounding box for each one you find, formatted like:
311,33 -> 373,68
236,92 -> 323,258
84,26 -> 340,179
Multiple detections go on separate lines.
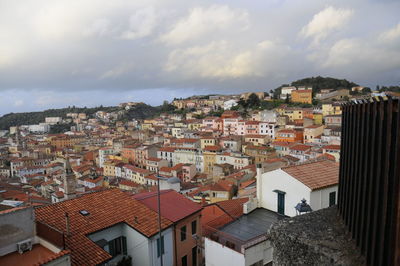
109,240 -> 115,257
122,236 -> 127,255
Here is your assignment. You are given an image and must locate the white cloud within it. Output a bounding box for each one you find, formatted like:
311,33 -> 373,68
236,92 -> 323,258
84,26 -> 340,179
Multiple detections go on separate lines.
380,22 -> 400,43
164,39 -> 293,79
100,62 -> 135,79
120,7 -> 158,40
160,5 -> 249,45
300,6 -> 353,45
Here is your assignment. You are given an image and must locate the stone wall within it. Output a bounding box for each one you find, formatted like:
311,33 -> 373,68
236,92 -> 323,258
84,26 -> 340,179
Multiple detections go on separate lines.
269,207 -> 365,265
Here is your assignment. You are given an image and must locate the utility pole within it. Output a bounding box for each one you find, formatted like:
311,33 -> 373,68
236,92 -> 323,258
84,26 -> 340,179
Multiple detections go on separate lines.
157,177 -> 163,266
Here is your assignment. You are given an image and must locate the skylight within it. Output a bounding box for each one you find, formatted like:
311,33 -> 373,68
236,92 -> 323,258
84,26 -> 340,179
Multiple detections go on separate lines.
79,210 -> 90,216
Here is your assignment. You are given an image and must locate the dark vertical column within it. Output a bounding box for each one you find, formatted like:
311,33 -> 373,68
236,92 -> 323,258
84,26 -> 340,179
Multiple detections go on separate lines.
338,98 -> 400,266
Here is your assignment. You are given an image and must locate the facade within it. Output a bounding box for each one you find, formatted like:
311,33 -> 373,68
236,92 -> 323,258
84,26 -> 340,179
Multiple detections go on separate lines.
35,189 -> 174,266
205,208 -> 283,266
291,89 -> 312,104
134,190 -> 202,266
257,160 -> 339,217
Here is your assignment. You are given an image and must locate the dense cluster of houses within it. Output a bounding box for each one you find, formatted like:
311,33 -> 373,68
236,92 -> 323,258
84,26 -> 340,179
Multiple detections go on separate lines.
0,92 -> 350,265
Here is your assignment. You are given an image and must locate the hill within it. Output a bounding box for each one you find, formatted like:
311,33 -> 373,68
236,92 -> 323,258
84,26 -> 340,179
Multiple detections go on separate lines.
0,103 -> 160,131
272,76 -> 359,98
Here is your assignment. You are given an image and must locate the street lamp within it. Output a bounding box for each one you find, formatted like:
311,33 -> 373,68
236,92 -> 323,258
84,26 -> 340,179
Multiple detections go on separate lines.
156,175 -> 168,266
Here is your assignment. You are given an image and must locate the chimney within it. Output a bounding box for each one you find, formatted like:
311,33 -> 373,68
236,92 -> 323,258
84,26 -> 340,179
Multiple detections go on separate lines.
65,212 -> 70,236
201,195 -> 207,206
256,163 -> 263,207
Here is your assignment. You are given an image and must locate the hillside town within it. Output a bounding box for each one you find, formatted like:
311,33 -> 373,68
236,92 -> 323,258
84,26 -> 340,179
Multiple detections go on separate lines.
0,86 -> 398,266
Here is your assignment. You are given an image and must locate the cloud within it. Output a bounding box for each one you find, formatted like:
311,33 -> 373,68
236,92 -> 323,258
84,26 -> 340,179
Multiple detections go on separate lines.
164,39 -> 294,79
14,100 -> 24,107
380,22 -> 400,43
300,6 -> 353,45
1,0 -> 400,114
120,7 -> 158,40
100,62 -> 136,79
160,5 -> 249,45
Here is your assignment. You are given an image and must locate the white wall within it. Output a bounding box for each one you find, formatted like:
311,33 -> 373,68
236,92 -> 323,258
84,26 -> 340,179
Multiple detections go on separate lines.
310,185 -> 338,211
244,240 -> 273,266
87,223 -> 174,266
205,238 -> 245,266
258,169 -> 311,217
149,227 -> 174,266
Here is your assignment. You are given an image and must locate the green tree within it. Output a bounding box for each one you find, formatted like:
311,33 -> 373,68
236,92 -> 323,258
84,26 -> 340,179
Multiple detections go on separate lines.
362,87 -> 372,94
247,93 -> 261,108
285,94 -> 290,104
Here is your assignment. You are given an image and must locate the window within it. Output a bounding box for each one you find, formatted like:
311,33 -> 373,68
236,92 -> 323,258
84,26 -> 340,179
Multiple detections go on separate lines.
191,220 -> 197,235
181,225 -> 186,241
182,255 -> 188,266
329,191 -> 336,207
192,246 -> 197,266
108,236 -> 127,257
157,236 -> 165,257
273,190 -> 286,215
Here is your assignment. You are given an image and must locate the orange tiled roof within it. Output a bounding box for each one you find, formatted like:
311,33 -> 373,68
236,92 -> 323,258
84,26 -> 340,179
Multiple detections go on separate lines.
282,160 -> 339,190
324,144 -> 341,150
35,189 -> 172,266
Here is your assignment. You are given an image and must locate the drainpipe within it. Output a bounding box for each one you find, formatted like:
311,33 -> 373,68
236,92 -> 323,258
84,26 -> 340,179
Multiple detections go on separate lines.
65,212 -> 70,236
256,164 -> 262,207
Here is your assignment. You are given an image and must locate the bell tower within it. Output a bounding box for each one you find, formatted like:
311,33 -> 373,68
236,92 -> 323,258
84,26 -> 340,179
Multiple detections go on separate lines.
63,158 -> 76,200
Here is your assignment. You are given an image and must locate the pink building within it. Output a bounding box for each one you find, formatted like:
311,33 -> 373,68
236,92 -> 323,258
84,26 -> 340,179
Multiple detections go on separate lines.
245,121 -> 260,135
182,163 -> 197,182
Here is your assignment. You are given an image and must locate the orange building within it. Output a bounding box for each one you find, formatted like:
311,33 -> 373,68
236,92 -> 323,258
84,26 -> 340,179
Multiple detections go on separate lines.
275,129 -> 303,143
291,90 -> 313,104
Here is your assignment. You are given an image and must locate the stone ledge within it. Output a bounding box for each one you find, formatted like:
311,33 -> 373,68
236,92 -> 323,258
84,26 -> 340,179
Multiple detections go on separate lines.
269,207 -> 365,265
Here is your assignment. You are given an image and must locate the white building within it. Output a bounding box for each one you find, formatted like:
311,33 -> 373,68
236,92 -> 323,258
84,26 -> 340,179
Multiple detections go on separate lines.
98,147 -> 115,168
256,160 -> 339,217
205,208 -> 282,266
223,99 -> 238,110
280,86 -> 296,99
27,123 -> 50,133
45,117 -> 62,125
258,122 -> 276,139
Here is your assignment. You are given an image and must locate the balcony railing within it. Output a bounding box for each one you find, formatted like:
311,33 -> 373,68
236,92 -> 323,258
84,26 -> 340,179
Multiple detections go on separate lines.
338,97 -> 400,266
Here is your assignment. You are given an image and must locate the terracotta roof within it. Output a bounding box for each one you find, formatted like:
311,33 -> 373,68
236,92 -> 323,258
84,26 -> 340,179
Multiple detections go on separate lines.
35,189 -> 172,265
133,189 -> 202,222
240,179 -> 256,189
317,153 -> 336,161
282,160 -> 339,190
271,141 -> 293,147
324,144 -> 341,150
290,144 -> 312,151
203,145 -> 221,151
119,179 -> 139,187
158,147 -> 176,152
216,197 -> 249,219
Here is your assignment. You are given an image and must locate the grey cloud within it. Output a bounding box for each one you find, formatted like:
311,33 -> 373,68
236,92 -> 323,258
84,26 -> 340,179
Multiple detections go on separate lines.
0,0 -> 399,113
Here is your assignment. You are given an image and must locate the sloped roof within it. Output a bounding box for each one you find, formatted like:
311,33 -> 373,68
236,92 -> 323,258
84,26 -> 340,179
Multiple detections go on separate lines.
133,189 -> 202,222
35,189 -> 172,265
282,160 -> 339,190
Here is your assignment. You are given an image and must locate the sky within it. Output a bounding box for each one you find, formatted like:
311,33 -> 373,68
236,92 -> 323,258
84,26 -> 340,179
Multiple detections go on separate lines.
0,0 -> 399,115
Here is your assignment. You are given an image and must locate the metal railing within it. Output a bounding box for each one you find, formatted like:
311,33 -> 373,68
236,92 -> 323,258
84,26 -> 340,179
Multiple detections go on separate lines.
338,97 -> 400,266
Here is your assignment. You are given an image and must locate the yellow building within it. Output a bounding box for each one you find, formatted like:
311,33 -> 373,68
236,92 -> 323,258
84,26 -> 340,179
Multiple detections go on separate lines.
203,151 -> 217,174
278,108 -> 303,122
291,89 -> 313,104
313,113 -> 323,125
141,123 -> 153,130
200,138 -> 217,150
322,103 -> 342,116
103,161 -> 116,177
188,121 -> 202,131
